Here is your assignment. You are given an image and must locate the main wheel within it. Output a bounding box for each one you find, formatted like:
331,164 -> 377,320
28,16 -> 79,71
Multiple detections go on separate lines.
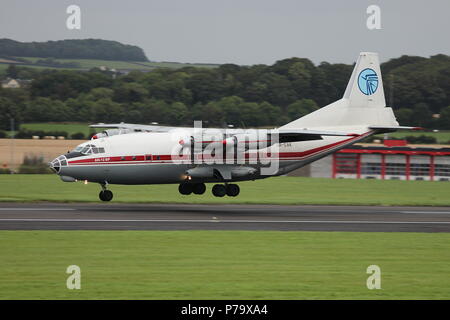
226,184 -> 240,197
178,183 -> 193,195
99,190 -> 113,202
193,183 -> 206,195
212,184 -> 226,197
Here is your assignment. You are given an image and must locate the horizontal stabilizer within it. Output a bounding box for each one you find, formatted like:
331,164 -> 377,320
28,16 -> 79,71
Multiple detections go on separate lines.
268,129 -> 356,143
369,126 -> 423,133
277,129 -> 354,136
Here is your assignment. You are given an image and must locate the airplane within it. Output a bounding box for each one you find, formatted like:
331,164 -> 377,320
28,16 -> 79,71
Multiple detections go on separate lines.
49,52 -> 420,202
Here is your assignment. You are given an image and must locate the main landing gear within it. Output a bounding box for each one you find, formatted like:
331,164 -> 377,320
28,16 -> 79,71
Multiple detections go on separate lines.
212,184 -> 240,197
178,183 -> 206,195
99,183 -> 113,202
178,183 -> 240,197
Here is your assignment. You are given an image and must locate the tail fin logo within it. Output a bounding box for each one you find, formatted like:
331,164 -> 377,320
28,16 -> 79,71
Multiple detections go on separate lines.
358,68 -> 379,95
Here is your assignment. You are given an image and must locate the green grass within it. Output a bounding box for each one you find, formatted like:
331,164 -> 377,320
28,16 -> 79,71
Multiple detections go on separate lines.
0,62 -> 75,71
0,175 -> 449,206
18,57 -> 155,70
0,230 -> 449,299
2,57 -> 219,71
19,122 -> 95,137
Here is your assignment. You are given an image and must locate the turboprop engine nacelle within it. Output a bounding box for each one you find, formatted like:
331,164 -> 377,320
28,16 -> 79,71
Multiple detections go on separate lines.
222,132 -> 273,151
177,132 -> 275,151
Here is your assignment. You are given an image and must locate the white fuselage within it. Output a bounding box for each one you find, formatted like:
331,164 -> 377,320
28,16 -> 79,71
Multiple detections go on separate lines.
52,126 -> 373,185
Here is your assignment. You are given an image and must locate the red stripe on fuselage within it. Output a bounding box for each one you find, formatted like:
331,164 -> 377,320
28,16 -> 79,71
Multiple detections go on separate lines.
67,132 -> 370,165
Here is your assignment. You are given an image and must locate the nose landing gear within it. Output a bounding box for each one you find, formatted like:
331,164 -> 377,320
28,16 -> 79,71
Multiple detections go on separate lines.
99,183 -> 113,202
99,190 -> 113,201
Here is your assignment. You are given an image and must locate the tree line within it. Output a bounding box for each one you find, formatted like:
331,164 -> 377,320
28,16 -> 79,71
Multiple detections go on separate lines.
0,39 -> 148,62
0,54 -> 449,131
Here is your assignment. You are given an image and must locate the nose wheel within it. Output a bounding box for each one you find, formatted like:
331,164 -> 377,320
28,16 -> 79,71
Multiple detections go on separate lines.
99,183 -> 113,201
99,190 -> 113,202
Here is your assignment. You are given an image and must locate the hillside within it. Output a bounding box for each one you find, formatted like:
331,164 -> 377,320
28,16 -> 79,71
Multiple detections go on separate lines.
0,38 -> 148,62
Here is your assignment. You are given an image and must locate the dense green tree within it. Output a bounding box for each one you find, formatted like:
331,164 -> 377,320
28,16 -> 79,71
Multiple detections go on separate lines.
287,99 -> 319,121
438,106 -> 450,129
87,87 -> 114,101
31,71 -> 92,100
24,97 -> 71,122
113,82 -> 148,103
0,53 -> 448,129
410,103 -> 434,128
394,108 -> 414,126
191,102 -> 225,127
90,98 -> 123,122
6,64 -> 18,78
0,97 -> 22,130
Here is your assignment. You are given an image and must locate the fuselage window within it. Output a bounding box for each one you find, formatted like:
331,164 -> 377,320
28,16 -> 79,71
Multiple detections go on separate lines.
74,144 -> 105,155
81,146 -> 92,155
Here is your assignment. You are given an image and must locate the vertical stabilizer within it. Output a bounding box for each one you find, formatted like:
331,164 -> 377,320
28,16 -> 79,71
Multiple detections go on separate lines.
343,52 -> 386,108
281,52 -> 398,129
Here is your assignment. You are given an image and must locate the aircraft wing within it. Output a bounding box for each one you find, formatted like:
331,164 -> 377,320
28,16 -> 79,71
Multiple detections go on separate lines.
90,122 -> 357,143
91,122 -> 354,135
90,122 -> 181,132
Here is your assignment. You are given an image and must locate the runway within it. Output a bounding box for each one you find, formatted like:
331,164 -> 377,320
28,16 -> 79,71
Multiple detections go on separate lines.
1,203 -> 450,232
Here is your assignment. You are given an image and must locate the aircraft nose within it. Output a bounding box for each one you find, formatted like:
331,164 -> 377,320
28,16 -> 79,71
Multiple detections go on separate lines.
49,158 -> 60,173
49,155 -> 67,174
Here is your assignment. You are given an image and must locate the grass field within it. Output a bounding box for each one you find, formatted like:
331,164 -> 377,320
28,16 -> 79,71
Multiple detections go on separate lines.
0,62 -> 78,72
18,57 -> 154,70
0,175 -> 449,206
1,57 -> 219,71
0,230 -> 449,299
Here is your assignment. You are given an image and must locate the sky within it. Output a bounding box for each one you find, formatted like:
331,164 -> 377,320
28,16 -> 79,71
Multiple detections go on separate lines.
0,0 -> 449,65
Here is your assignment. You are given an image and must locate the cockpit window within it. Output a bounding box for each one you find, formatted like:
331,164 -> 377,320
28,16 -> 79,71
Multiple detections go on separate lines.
72,144 -> 105,155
